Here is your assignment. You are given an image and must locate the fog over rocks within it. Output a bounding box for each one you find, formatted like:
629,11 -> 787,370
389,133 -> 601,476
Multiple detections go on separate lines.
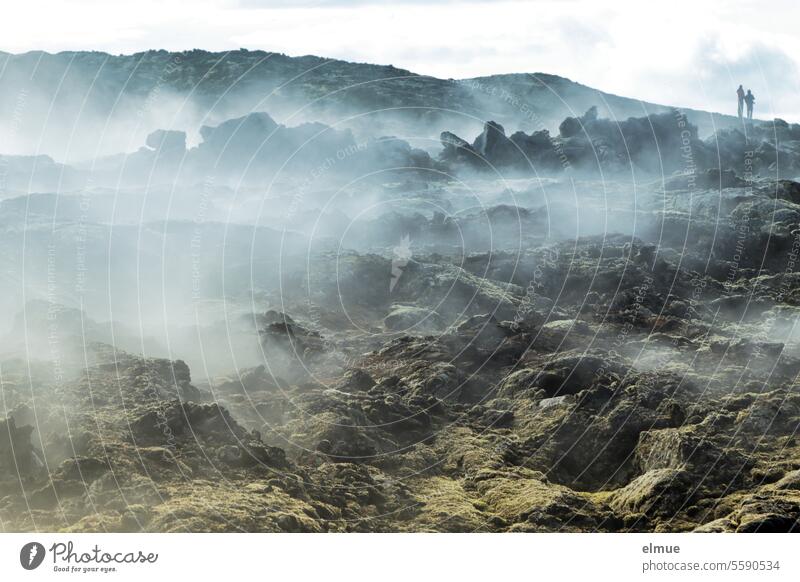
0,50 -> 749,163
1,50 -> 800,533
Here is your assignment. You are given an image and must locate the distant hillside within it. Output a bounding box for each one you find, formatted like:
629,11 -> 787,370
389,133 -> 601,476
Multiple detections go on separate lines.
0,49 -> 744,161
462,73 -> 744,137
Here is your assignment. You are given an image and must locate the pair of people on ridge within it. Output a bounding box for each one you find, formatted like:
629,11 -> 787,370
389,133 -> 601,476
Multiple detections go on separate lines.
737,85 -> 755,120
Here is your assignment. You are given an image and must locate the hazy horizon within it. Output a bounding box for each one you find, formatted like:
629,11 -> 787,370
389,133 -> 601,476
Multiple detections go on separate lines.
2,0 -> 799,122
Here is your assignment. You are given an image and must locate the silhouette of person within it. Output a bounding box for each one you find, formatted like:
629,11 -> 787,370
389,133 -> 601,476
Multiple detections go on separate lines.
736,85 -> 745,119
744,89 -> 755,120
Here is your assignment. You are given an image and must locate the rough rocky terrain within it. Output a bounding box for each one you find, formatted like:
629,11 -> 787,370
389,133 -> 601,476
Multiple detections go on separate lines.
0,49 -> 743,164
3,141 -> 800,533
2,57 -> 800,531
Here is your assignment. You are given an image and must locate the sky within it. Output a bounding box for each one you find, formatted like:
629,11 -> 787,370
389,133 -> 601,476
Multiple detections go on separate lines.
2,0 -> 800,120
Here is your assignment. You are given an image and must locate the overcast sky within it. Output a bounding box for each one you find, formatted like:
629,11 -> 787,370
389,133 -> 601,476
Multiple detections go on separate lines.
3,0 -> 799,120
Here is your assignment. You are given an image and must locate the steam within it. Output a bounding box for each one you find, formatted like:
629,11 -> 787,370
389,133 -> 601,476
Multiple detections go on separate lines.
0,49 -> 795,391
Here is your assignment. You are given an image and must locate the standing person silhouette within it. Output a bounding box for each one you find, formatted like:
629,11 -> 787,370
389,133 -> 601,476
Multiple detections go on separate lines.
736,85 -> 745,119
744,89 -> 755,120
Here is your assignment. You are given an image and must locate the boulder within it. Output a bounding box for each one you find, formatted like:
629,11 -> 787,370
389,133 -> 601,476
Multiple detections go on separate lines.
609,468 -> 693,517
